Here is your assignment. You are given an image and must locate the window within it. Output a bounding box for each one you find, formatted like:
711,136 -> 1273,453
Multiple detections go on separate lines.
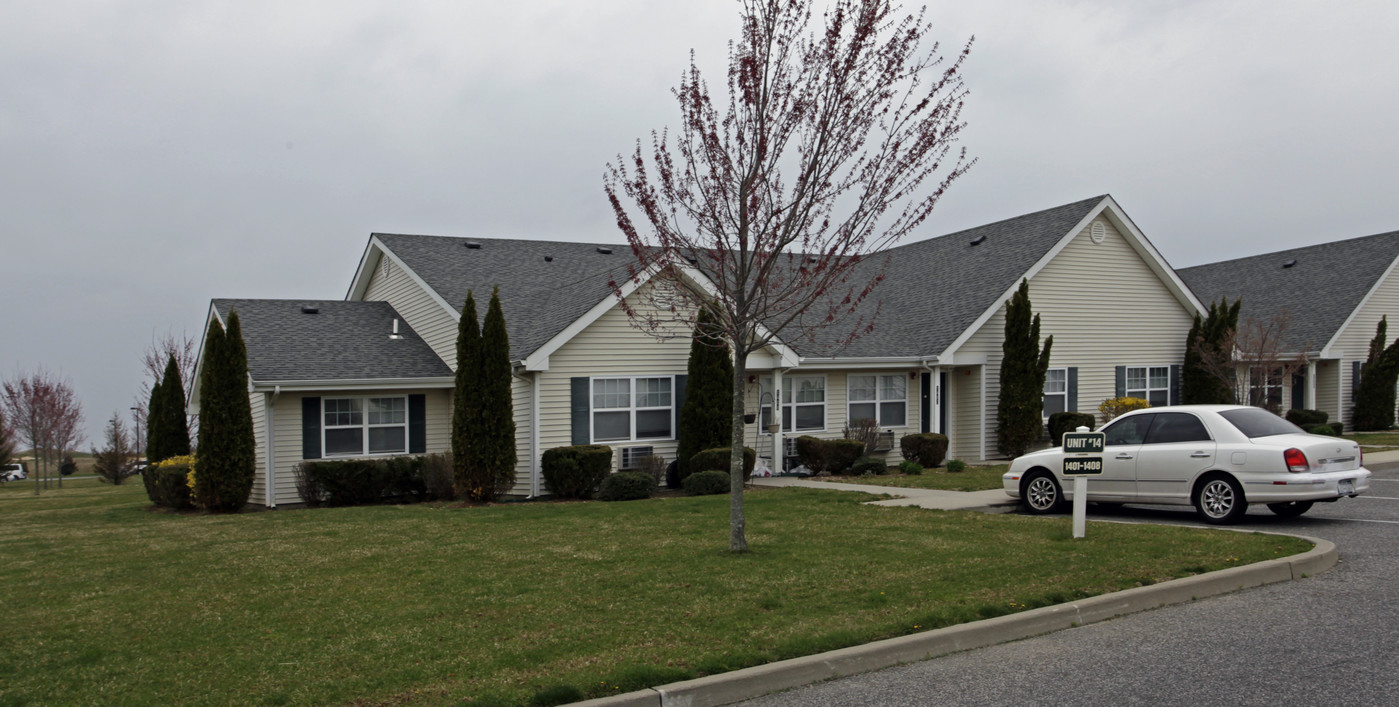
1144,413 -> 1211,444
1249,367 -> 1283,411
848,374 -> 908,427
759,375 -> 826,432
1126,366 -> 1170,406
323,396 -> 407,456
1042,368 -> 1067,417
592,376 -> 674,443
1103,414 -> 1154,446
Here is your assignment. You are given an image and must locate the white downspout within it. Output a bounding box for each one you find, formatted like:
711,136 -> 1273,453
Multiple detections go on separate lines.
531,372 -> 542,497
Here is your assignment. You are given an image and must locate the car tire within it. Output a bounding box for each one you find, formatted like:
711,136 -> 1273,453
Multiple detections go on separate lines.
1194,474 -> 1247,524
1021,470 -> 1065,515
1267,501 -> 1314,518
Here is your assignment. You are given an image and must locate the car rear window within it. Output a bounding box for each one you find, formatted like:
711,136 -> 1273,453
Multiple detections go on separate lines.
1218,408 -> 1304,438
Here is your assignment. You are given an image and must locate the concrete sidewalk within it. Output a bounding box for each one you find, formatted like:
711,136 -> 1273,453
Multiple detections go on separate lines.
750,476 -> 1016,511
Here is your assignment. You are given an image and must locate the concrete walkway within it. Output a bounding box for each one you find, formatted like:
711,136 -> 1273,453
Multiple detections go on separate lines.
750,476 -> 1016,511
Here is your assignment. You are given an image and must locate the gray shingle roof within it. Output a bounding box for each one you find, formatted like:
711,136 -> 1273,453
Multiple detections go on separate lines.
1178,230 -> 1399,354
212,299 -> 453,383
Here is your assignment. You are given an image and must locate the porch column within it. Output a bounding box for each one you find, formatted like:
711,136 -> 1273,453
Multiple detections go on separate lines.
771,368 -> 784,472
1305,360 -> 1317,411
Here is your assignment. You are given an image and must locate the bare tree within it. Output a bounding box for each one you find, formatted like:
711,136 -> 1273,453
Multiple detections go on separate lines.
606,0 -> 973,551
132,330 -> 199,450
42,383 -> 84,489
91,412 -> 138,485
0,408 -> 14,470
1193,311 -> 1310,414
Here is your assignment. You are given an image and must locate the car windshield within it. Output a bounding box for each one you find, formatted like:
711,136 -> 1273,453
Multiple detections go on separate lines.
1218,408 -> 1304,438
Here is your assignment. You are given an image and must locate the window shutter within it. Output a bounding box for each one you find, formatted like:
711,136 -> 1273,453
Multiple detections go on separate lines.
1291,371 -> 1305,412
1352,361 -> 1362,402
1169,365 -> 1182,406
301,397 -> 321,459
1115,366 -> 1126,398
673,374 -> 688,443
571,377 -> 590,446
1066,367 -> 1078,412
408,394 -> 427,454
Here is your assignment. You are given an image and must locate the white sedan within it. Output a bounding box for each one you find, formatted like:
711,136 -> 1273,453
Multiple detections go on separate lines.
1003,405 -> 1371,524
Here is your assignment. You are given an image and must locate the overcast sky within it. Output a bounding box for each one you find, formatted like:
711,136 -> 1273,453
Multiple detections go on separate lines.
3,0 -> 1397,444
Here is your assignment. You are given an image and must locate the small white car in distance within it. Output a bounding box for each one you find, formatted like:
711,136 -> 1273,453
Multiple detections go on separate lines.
1003,405 -> 1371,524
2,463 -> 26,481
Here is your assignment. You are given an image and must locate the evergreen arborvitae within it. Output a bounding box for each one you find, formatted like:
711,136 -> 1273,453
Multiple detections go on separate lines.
195,311 -> 255,511
195,317 -> 227,507
220,311 -> 256,509
1353,317 -> 1399,431
996,279 -> 1053,458
1182,297 -> 1240,404
676,305 -> 733,475
160,355 -> 192,459
473,286 -> 517,501
142,377 -> 164,502
451,291 -> 482,498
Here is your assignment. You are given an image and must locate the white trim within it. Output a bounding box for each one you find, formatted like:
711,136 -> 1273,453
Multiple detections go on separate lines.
321,395 -> 409,458
1042,367 -> 1068,420
1122,364 -> 1172,406
1306,360 -> 1317,410
188,301 -> 226,412
532,372 -> 541,497
1320,253 -> 1399,358
345,237 -> 462,325
250,377 -> 454,393
588,375 -> 678,445
979,364 -> 987,462
845,372 -> 910,429
796,357 -> 924,370
264,392 -> 275,508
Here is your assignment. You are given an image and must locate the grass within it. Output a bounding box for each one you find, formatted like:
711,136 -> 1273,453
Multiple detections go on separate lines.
1343,431 -> 1399,448
820,464 -> 1010,492
0,479 -> 1308,706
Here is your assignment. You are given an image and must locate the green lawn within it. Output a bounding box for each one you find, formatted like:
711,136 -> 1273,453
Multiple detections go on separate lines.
821,464 -> 1010,492
1344,432 -> 1399,448
0,479 -> 1307,706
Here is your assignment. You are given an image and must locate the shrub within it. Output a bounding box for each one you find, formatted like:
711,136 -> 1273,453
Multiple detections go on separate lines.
541,445 -> 614,499
899,433 -> 948,468
1285,409 -> 1328,427
794,436 -> 829,474
422,453 -> 456,501
1047,412 -> 1096,446
380,456 -> 428,501
1099,397 -> 1151,423
293,461 -> 325,507
1308,424 -> 1336,436
688,446 -> 756,480
149,455 -> 195,510
898,460 -> 924,475
946,459 -> 967,473
850,457 -> 886,476
60,455 -> 77,476
634,454 -> 667,485
1332,421 -> 1344,436
303,459 -> 383,506
843,417 -> 881,456
825,439 -> 865,473
683,469 -> 730,496
597,471 -> 657,501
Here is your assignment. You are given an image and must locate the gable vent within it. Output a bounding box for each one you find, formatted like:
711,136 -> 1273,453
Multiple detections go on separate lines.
969,235 -> 987,246
807,256 -> 819,264
620,446 -> 654,470
464,242 -> 482,249
300,305 -> 319,314
1282,259 -> 1297,268
596,247 -> 613,255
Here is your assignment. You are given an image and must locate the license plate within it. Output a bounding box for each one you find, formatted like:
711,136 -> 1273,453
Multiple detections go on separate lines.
1338,479 -> 1354,495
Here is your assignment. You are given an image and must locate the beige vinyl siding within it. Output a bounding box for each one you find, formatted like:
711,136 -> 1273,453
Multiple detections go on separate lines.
1320,259 -> 1399,428
257,389 -> 452,507
1315,359 -> 1340,424
362,256 -> 460,368
738,370 -> 922,467
508,376 -> 532,496
948,366 -> 983,461
951,216 -> 1196,461
250,391 -> 267,505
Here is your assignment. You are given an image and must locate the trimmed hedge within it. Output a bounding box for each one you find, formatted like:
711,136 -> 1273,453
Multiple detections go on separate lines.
295,456 -> 433,507
850,457 -> 886,476
899,433 -> 948,468
795,436 -> 829,473
825,439 -> 865,473
541,445 -> 614,499
683,470 -> 730,496
1286,409 -> 1329,427
898,460 -> 924,475
688,447 -> 756,480
148,456 -> 194,510
597,471 -> 657,501
1047,412 -> 1096,446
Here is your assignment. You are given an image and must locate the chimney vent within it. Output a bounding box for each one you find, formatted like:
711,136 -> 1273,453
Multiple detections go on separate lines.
301,305 -> 319,314
969,235 -> 987,246
465,242 -> 482,249
389,318 -> 404,340
1282,259 -> 1297,268
596,247 -> 612,255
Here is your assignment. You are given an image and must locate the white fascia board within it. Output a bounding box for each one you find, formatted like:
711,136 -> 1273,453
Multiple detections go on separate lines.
345,236 -> 461,323
1096,195 -> 1208,317
188,301 -> 226,413
249,377 -> 455,393
667,261 -> 799,366
791,356 -> 926,370
1320,254 -> 1399,359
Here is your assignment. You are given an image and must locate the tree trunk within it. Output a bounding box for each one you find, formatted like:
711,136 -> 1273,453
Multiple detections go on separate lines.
729,351 -> 749,553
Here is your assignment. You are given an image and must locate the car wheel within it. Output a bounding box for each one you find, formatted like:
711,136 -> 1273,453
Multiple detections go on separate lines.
1194,475 -> 1247,524
1267,501 -> 1314,518
1021,470 -> 1065,515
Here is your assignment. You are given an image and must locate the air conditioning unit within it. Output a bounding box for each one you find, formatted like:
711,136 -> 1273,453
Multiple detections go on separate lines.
873,430 -> 895,453
620,446 -> 654,470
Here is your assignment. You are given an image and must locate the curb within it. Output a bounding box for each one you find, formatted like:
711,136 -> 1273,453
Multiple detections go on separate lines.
573,534 -> 1336,707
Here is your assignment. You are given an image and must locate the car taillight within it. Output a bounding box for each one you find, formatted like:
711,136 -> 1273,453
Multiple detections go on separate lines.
1284,448 -> 1309,473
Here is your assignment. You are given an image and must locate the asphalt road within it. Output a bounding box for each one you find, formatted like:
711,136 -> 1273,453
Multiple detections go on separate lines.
740,465 -> 1399,707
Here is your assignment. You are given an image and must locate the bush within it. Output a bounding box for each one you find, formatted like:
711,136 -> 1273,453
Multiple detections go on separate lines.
634,454 -> 667,485
294,461 -> 325,507
899,433 -> 948,468
541,445 -> 614,499
148,456 -> 194,510
422,453 -> 456,501
898,460 -> 924,475
597,471 -> 657,502
380,456 -> 428,501
688,446 -> 756,480
843,417 -> 881,456
850,457 -> 886,476
1332,421 -> 1344,436
683,469 -> 730,496
1308,424 -> 1336,436
946,459 -> 967,473
1286,409 -> 1328,427
1047,412 -> 1097,446
825,439 -> 865,473
1099,397 -> 1150,423
60,455 -> 77,476
294,457 -> 429,507
794,436 -> 829,474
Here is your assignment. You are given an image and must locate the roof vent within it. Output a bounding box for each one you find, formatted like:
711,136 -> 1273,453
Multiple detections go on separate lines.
596,247 -> 612,255
684,255 -> 697,265
806,256 -> 819,264
969,235 -> 987,246
464,242 -> 482,249
389,318 -> 404,340
544,255 -> 553,262
1282,259 -> 1297,268
300,305 -> 319,314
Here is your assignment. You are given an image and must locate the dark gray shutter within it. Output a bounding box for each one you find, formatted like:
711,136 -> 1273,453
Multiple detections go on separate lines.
1291,371 -> 1305,412
301,397 -> 321,459
1115,366 -> 1127,398
1066,367 -> 1078,412
1169,365 -> 1182,406
673,374 -> 688,442
408,394 -> 426,453
571,377 -> 590,446
1352,361 -> 1362,402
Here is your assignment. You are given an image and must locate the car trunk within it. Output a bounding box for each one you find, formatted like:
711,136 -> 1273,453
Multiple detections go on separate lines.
1260,434 -> 1362,472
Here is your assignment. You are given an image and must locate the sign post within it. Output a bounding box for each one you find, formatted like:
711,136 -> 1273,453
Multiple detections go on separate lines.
1061,426 -> 1104,539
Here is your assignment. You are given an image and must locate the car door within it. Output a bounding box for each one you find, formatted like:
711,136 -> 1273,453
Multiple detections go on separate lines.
1090,413 -> 1153,500
1134,412 -> 1216,503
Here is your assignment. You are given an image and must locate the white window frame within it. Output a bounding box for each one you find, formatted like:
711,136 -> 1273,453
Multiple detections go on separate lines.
1125,365 -> 1170,407
846,373 -> 909,428
322,395 -> 408,457
759,374 -> 827,434
1042,367 -> 1068,419
590,375 -> 676,444
1248,366 -> 1284,409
